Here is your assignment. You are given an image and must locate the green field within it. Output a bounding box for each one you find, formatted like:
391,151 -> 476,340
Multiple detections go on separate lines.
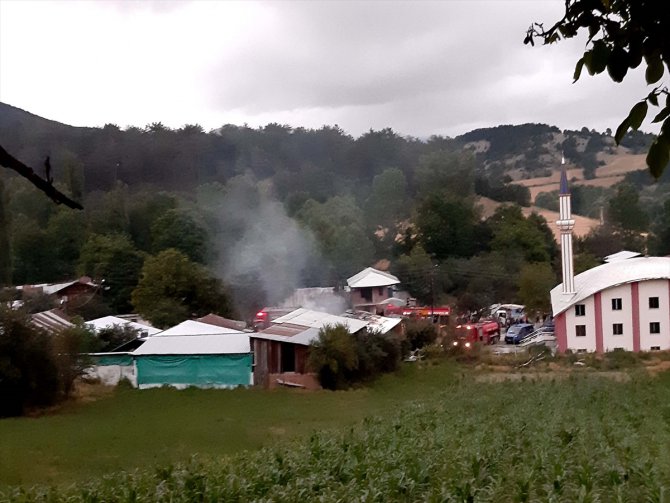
2,362 -> 670,501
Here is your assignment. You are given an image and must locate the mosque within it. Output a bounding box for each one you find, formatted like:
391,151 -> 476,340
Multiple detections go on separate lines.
549,163 -> 670,353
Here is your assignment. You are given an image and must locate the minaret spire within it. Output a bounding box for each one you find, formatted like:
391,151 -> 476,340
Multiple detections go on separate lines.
556,157 -> 575,294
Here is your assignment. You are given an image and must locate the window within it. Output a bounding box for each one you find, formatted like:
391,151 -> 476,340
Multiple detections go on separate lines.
575,304 -> 585,316
611,298 -> 622,310
575,325 -> 586,337
613,323 -> 623,335
360,287 -> 372,302
650,322 -> 661,334
577,348 -> 587,353
651,346 -> 661,351
649,297 -> 660,309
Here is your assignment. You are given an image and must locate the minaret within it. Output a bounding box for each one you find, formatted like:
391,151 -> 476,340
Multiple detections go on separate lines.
556,156 -> 575,294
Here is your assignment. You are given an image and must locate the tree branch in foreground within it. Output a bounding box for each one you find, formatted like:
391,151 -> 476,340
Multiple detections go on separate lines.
0,144 -> 83,210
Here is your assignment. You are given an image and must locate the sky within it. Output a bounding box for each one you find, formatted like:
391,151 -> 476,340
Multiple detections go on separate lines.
0,0 -> 652,139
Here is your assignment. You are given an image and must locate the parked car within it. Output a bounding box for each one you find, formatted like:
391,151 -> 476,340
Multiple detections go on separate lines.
540,318 -> 555,334
504,323 -> 535,344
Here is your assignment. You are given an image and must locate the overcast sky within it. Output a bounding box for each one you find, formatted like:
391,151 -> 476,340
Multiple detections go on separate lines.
0,0 -> 652,138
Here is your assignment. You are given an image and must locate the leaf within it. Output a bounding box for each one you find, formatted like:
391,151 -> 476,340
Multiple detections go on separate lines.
614,117 -> 630,145
606,48 -> 628,82
647,90 -> 659,107
573,57 -> 585,82
646,135 -> 670,179
628,101 -> 648,131
590,40 -> 609,74
645,54 -> 664,84
652,105 -> 670,124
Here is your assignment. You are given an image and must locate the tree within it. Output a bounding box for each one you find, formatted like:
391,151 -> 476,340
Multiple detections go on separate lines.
78,234 -> 146,313
131,249 -> 232,328
150,209 -> 208,263
607,183 -> 649,231
365,167 -> 408,230
416,195 -> 479,260
96,324 -> 141,352
518,262 -> 556,315
525,0 -> 670,177
488,206 -> 554,263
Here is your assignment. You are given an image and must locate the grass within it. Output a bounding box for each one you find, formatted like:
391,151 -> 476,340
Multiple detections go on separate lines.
0,361 -> 458,488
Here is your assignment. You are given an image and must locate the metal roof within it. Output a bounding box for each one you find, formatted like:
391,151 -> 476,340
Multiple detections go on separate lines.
346,267 -> 400,288
30,309 -> 73,333
341,311 -> 402,334
251,326 -> 321,346
196,314 -> 247,331
551,256 -> 670,315
133,334 -> 250,355
272,308 -> 368,333
86,315 -> 162,336
154,320 -> 245,336
604,250 -> 642,263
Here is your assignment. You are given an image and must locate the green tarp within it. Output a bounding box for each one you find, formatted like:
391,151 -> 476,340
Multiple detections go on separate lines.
92,354 -> 134,366
136,354 -> 251,387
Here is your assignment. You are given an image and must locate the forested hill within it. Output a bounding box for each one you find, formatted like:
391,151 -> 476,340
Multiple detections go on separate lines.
1,101 -> 667,322
0,101 -> 658,195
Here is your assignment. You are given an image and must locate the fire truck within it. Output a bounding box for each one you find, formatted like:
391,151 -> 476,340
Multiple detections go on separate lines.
453,319 -> 501,348
384,305 -> 451,324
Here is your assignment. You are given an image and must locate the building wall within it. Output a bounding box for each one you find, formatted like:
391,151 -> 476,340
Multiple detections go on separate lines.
561,279 -> 670,353
350,286 -> 392,308
638,279 -> 670,350
252,339 -> 311,388
600,283 -> 634,351
563,294 -> 596,352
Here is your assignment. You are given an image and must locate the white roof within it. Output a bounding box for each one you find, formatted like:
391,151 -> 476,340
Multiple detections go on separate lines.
604,250 -> 642,262
272,308 -> 368,333
341,311 -> 402,334
346,267 -> 400,288
133,334 -> 250,355
154,320 -> 245,336
551,256 -> 670,315
86,315 -> 162,336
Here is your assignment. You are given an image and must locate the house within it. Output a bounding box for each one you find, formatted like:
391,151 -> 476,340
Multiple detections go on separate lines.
347,267 -> 400,314
251,308 -> 401,389
550,165 -> 670,353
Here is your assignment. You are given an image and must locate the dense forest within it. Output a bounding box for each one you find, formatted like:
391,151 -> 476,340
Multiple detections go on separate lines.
1,102 -> 668,324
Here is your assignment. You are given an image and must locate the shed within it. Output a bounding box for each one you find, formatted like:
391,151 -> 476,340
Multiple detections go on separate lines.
133,329 -> 252,389
86,315 -> 162,337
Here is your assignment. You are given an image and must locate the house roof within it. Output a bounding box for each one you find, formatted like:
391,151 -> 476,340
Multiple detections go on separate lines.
155,320 -> 245,336
30,309 -> 73,333
346,267 -> 400,288
133,334 -> 250,355
196,313 -> 247,331
19,277 -> 97,296
550,256 -> 670,315
251,325 -> 321,346
272,308 -> 368,333
86,315 -> 162,336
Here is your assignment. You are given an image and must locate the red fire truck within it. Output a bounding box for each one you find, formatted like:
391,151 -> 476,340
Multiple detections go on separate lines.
453,319 -> 501,348
384,305 -> 451,324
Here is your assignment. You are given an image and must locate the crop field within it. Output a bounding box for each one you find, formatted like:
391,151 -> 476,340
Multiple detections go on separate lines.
2,362 -> 670,502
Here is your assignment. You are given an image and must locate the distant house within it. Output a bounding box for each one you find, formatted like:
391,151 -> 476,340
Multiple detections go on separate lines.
196,313 -> 248,332
18,276 -> 98,308
347,267 -> 400,314
251,308 -> 401,389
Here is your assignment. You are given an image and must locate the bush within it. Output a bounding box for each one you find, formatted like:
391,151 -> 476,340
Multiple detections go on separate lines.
97,324 -> 142,352
404,320 -> 438,352
308,324 -> 358,390
0,308 -> 60,417
308,324 -> 403,390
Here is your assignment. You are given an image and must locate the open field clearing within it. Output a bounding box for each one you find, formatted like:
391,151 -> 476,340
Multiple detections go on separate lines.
2,357 -> 670,501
